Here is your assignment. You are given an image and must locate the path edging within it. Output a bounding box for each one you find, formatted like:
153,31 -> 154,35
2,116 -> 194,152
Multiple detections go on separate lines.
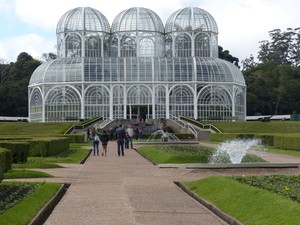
28,183 -> 70,225
175,182 -> 244,225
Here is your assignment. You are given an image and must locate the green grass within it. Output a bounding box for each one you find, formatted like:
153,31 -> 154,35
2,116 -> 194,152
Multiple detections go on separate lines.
210,121 -> 300,133
13,143 -> 90,169
138,145 -> 265,164
13,161 -> 63,169
0,122 -> 74,135
266,146 -> 300,157
231,175 -> 300,203
4,170 -> 54,179
0,182 -> 61,225
184,176 -> 300,225
138,145 -> 214,164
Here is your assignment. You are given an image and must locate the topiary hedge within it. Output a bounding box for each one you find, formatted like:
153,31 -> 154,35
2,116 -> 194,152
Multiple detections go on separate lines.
274,136 -> 300,151
0,147 -> 12,181
27,137 -> 69,157
138,133 -> 194,139
63,134 -> 85,143
210,133 -> 274,146
0,141 -> 29,163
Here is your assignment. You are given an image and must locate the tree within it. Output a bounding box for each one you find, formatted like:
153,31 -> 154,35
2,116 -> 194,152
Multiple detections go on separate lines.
243,27 -> 300,116
218,46 -> 239,67
41,52 -> 57,62
0,52 -> 41,116
257,28 -> 300,66
241,54 -> 257,71
0,59 -> 10,84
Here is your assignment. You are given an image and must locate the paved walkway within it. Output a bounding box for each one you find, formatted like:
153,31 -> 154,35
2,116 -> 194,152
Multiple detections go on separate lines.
42,142 -> 228,225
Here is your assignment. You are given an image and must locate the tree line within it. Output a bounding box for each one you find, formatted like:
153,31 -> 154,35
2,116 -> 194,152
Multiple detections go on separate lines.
0,28 -> 299,117
242,28 -> 300,116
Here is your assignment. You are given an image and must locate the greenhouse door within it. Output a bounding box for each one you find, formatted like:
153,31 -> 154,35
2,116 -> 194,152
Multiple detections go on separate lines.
127,105 -> 152,121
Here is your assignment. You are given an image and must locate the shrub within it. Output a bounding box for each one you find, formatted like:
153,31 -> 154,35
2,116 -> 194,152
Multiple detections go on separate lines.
274,136 -> 300,151
210,133 -> 274,146
0,142 -> 29,163
28,137 -> 69,157
0,148 -> 12,181
63,134 -> 85,143
140,133 -> 194,139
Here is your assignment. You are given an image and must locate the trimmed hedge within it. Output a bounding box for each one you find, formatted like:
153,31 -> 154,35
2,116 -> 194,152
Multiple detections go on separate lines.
63,134 -> 85,143
138,133 -> 194,139
28,137 -> 69,157
210,133 -> 300,150
210,133 -> 274,146
274,136 -> 300,151
0,142 -> 30,163
0,147 -> 12,180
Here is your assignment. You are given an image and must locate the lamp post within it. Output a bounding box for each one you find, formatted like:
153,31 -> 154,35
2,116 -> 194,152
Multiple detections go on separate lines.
273,97 -> 281,115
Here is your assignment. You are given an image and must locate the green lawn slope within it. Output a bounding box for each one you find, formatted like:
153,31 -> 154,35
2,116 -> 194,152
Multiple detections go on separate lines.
0,122 -> 74,135
184,176 -> 300,225
211,121 -> 300,134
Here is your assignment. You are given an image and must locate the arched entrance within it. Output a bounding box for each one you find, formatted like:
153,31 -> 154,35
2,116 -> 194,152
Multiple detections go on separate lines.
127,105 -> 152,121
127,85 -> 152,120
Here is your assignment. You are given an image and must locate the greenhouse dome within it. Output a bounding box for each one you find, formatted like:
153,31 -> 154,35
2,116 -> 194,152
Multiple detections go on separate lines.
165,7 -> 218,58
110,7 -> 165,57
28,6 -> 246,122
111,7 -> 164,33
56,7 -> 110,33
165,7 -> 218,33
56,7 -> 110,58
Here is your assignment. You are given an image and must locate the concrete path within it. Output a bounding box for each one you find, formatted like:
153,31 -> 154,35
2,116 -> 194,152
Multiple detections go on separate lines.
43,142 -> 228,225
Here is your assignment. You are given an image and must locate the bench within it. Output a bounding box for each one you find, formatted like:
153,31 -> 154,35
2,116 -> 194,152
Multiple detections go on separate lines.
208,116 -> 222,121
64,116 -> 79,121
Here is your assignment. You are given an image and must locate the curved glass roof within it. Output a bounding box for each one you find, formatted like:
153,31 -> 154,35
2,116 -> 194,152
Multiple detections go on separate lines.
56,7 -> 110,33
29,57 -> 244,86
111,7 -> 164,33
195,58 -> 244,85
165,7 -> 218,33
29,58 -> 83,85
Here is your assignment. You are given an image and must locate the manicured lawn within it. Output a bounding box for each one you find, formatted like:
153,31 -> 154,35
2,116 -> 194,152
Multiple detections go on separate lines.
138,145 -> 214,164
0,182 -> 61,224
210,121 -> 300,133
267,146 -> 300,157
184,176 -> 300,225
138,145 -> 265,164
0,122 -> 74,135
4,170 -> 53,179
13,143 -> 90,169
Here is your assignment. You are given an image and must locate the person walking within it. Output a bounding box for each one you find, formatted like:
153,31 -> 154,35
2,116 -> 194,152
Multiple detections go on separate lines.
92,129 -> 100,156
115,124 -> 125,156
138,128 -> 143,140
126,125 -> 134,149
86,129 -> 91,142
100,130 -> 109,156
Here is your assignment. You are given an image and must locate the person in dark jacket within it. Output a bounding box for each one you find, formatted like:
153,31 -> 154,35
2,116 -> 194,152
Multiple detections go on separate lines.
115,124 -> 125,156
100,130 -> 109,156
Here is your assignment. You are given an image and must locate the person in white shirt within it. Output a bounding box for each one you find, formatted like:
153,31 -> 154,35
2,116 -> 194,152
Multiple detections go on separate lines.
126,125 -> 134,149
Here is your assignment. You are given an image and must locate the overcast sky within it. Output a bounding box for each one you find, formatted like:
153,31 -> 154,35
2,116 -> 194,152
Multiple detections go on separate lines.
0,0 -> 299,63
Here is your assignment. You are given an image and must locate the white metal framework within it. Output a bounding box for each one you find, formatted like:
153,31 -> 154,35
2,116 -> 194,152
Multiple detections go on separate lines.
28,6 -> 246,122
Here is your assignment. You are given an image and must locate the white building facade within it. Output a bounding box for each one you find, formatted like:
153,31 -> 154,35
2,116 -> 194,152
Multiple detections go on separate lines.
28,7 -> 246,122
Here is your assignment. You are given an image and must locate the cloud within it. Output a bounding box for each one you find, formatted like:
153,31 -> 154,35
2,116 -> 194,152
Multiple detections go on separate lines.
13,0 -> 181,30
2,0 -> 300,63
0,33 -> 55,62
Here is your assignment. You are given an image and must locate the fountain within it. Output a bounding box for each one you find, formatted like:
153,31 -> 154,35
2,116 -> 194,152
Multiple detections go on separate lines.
209,138 -> 263,164
147,130 -> 181,142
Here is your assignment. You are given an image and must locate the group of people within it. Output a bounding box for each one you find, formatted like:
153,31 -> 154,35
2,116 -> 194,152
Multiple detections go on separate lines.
87,127 -> 110,156
86,124 -> 135,157
115,124 -> 134,156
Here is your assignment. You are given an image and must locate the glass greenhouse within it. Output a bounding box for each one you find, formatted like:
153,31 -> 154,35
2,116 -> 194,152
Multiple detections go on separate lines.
28,7 -> 246,122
